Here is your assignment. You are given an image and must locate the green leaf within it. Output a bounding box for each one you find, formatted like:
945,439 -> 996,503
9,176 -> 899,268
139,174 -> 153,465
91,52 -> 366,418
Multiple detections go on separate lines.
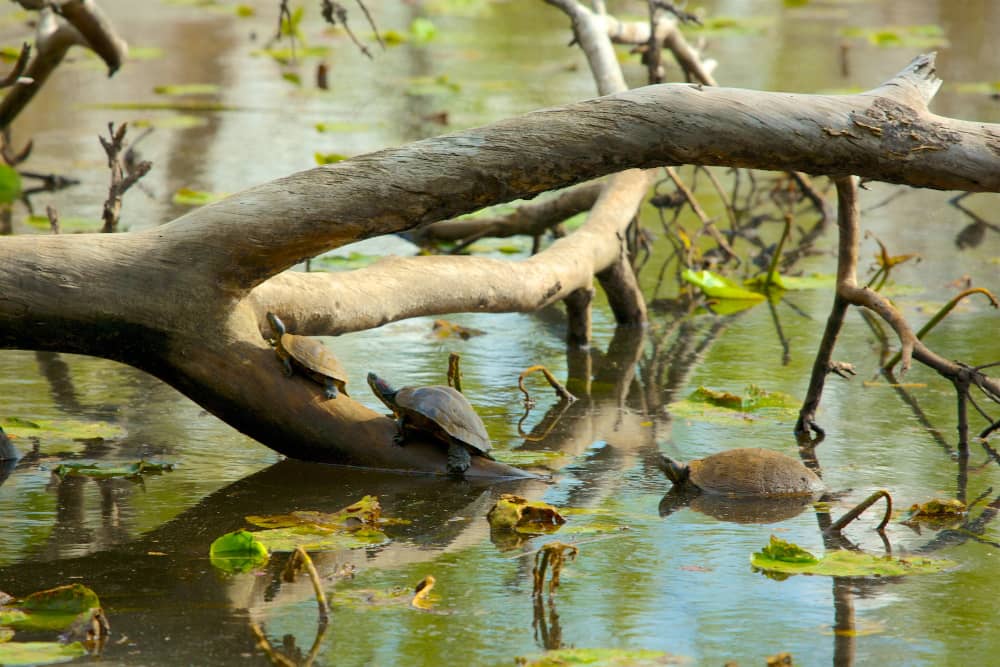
409,17 -> 437,42
0,164 -> 21,204
152,83 -> 220,96
314,121 -> 372,133
0,585 -> 99,632
682,269 -> 765,301
751,536 -> 956,577
209,530 -> 269,574
312,251 -> 379,270
247,495 -> 383,530
0,642 -> 87,666
235,4 -> 255,17
1,416 -> 124,444
172,188 -> 228,206
24,215 -> 101,232
281,72 -> 302,86
517,648 -> 681,666
130,114 -> 209,130
381,29 -> 406,45
252,45 -> 330,63
251,524 -> 388,553
85,100 -> 236,112
314,152 -> 349,165
51,460 -> 174,480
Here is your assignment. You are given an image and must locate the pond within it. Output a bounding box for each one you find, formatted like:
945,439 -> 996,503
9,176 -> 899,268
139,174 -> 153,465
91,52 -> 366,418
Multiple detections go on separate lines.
2,1 -> 1000,665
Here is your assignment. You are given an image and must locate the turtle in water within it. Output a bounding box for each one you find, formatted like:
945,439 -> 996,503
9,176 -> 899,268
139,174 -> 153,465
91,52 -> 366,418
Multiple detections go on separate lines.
657,448 -> 825,520
267,312 -> 348,399
658,448 -> 825,497
367,372 -> 493,475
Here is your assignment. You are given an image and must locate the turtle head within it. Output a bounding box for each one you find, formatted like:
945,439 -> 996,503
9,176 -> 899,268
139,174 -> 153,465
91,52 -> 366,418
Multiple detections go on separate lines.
266,312 -> 286,337
366,372 -> 398,407
656,454 -> 690,487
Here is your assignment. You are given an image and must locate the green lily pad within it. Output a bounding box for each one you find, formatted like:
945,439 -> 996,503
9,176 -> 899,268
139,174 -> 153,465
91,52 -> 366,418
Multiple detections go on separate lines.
247,495 -> 383,530
1,416 -> 124,444
492,449 -> 569,468
251,524 -> 388,553
152,83 -> 220,96
840,24 -> 948,49
131,114 -> 209,130
23,215 -> 101,233
0,164 -> 22,204
688,15 -> 773,36
209,530 -> 269,574
682,269 -> 765,301
953,81 -> 1000,95
312,252 -> 380,271
677,385 -> 798,413
0,585 -> 100,632
751,535 -> 956,577
517,647 -> 682,666
314,152 -> 349,165
252,45 -> 331,63
314,121 -> 372,133
0,642 -> 87,666
744,272 -> 834,291
51,460 -> 174,480
85,100 -> 237,112
409,17 -> 437,43
172,188 -> 228,206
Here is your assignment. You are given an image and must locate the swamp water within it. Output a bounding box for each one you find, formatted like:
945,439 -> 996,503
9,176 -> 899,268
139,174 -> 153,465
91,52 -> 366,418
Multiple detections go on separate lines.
2,1 -> 1000,665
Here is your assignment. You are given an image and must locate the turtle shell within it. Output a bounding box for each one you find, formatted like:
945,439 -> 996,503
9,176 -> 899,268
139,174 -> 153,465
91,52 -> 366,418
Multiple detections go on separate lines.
281,333 -> 348,386
683,448 -> 824,497
394,385 -> 492,457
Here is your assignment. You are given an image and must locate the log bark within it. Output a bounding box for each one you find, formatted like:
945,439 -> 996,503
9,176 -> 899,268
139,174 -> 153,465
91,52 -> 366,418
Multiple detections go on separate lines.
2,54 -> 999,474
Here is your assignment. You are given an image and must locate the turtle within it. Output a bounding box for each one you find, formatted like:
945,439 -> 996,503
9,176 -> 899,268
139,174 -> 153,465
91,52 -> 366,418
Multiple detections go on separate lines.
367,372 -> 493,475
267,312 -> 348,399
657,448 -> 825,497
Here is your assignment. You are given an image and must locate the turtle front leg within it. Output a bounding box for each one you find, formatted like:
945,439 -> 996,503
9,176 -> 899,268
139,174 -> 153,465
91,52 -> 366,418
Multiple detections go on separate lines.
323,378 -> 339,399
392,418 -> 407,446
446,443 -> 471,475
280,357 -> 294,378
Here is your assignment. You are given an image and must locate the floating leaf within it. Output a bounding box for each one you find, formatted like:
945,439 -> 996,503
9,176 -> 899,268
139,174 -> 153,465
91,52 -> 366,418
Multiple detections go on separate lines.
314,152 -> 349,165
682,385 -> 798,412
85,100 -> 237,112
24,215 -> 101,233
314,121 -> 371,133
487,494 -> 566,535
682,269 -> 765,301
172,188 -> 228,206
404,74 -> 461,96
953,81 -> 1000,95
209,530 -> 269,574
130,114 -> 208,130
312,252 -> 380,270
0,585 -> 100,632
252,45 -> 331,63
491,449 -> 568,468
247,495 -> 382,530
1,416 -> 124,444
281,71 -> 302,86
381,29 -> 406,45
51,460 -> 174,481
751,535 -> 955,577
251,524 -> 387,553
430,320 -> 485,340
840,24 -> 948,49
901,498 -> 967,527
409,17 -> 437,42
0,164 -> 22,204
152,83 -> 220,96
516,647 -> 682,666
688,16 -> 772,35
333,575 -> 437,610
0,642 -> 87,666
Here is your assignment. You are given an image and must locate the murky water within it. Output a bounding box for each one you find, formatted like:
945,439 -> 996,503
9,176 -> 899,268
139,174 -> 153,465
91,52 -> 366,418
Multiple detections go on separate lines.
2,1 -> 1000,665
